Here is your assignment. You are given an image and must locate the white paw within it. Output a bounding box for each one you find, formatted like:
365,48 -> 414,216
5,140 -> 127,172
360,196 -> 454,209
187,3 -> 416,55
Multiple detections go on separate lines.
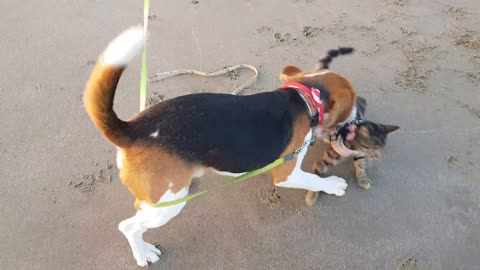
134,242 -> 162,267
322,176 -> 348,196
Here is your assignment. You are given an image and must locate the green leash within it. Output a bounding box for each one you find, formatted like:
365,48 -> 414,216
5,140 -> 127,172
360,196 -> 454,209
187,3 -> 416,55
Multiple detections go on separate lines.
139,0 -> 150,111
150,137 -> 314,208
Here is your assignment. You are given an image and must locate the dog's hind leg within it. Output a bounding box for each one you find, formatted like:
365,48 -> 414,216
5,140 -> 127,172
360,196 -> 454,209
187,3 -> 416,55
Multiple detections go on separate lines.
116,147 -> 198,266
118,188 -> 189,267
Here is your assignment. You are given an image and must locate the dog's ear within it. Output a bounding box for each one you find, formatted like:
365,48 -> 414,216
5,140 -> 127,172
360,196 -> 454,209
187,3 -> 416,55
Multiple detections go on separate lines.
280,65 -> 302,82
325,91 -> 356,128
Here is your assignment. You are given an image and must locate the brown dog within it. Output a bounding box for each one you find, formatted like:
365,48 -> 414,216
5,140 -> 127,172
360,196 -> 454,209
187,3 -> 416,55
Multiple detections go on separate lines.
83,27 -> 356,266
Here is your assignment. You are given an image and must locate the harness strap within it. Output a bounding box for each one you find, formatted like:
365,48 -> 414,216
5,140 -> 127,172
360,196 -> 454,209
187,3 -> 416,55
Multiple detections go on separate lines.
281,82 -> 325,127
330,137 -> 359,158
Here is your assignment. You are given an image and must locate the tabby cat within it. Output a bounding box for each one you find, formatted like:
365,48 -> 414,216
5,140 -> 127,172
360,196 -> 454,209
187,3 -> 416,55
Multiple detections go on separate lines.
305,96 -> 399,206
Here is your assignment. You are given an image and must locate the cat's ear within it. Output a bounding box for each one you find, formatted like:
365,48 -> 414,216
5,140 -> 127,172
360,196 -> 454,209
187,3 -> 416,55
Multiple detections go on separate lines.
382,124 -> 400,134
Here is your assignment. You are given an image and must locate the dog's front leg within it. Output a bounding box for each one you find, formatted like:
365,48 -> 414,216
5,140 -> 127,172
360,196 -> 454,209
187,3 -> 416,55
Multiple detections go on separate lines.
271,131 -> 347,196
275,163 -> 347,196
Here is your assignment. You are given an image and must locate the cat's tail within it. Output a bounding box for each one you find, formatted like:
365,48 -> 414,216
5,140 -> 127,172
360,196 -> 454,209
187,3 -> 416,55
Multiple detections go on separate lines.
83,26 -> 145,147
356,96 -> 367,115
317,47 -> 354,69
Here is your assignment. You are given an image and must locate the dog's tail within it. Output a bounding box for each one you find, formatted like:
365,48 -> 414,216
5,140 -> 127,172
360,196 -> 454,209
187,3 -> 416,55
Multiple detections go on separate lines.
83,26 -> 145,147
317,47 -> 354,69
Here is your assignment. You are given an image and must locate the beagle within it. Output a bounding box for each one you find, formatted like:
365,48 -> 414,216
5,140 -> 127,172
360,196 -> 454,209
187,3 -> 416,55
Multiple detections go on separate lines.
83,27 -> 356,266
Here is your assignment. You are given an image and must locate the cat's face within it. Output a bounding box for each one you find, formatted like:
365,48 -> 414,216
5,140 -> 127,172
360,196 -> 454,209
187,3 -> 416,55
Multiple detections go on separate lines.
350,122 -> 399,159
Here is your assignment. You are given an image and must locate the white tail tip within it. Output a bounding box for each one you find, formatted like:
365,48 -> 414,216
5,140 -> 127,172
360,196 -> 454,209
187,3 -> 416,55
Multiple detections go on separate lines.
101,26 -> 146,66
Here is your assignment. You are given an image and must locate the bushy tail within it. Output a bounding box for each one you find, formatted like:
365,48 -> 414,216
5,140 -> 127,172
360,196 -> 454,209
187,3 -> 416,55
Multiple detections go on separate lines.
83,26 -> 145,147
318,47 -> 354,69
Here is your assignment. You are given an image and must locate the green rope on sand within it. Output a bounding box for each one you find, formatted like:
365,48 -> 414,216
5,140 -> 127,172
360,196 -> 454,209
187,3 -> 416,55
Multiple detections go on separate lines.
139,0 -> 150,111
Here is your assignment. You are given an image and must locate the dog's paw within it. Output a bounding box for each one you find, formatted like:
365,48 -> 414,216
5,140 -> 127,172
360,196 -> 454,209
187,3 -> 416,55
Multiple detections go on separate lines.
134,242 -> 162,267
322,176 -> 348,196
357,177 -> 371,190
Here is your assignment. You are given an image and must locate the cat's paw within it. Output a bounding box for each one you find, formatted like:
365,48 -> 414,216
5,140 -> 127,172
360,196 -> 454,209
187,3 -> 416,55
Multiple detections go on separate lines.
357,177 -> 371,190
305,191 -> 319,207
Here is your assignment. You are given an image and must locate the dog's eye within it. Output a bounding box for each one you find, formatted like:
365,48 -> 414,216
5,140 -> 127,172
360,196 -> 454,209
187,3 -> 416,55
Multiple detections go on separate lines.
360,143 -> 370,149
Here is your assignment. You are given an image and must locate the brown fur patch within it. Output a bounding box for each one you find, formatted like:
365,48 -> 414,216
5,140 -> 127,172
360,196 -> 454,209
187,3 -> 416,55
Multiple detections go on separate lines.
279,67 -> 356,128
119,145 -> 197,206
280,65 -> 303,79
271,113 -> 311,184
83,64 -> 132,147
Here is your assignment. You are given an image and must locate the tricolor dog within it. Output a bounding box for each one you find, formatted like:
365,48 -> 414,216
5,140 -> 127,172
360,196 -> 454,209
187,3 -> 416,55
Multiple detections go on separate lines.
83,27 -> 357,266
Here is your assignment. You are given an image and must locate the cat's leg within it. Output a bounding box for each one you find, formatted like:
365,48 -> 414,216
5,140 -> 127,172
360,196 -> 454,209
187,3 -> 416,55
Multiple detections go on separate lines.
313,159 -> 330,176
354,155 -> 371,189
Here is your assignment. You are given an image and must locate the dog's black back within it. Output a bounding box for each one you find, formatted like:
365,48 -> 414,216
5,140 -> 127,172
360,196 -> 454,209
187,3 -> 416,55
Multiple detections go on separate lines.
128,90 -> 306,172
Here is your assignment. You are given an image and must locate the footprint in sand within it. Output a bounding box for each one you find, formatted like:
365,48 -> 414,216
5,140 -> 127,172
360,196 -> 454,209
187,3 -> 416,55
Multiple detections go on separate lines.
397,257 -> 423,270
258,185 -> 281,208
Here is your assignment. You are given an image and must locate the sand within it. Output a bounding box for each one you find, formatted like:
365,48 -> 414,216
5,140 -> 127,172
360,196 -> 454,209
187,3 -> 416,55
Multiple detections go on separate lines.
1,0 -> 479,269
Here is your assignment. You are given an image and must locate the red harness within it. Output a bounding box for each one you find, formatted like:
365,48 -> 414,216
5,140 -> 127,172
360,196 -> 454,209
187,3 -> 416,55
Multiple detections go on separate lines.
282,82 -> 325,125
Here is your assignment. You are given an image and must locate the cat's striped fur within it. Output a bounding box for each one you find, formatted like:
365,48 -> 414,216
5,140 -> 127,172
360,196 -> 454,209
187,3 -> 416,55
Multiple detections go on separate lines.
305,97 -> 399,206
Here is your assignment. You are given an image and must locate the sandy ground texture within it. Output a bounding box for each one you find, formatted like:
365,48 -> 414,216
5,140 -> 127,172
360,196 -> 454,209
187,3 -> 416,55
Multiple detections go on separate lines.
1,0 -> 480,269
